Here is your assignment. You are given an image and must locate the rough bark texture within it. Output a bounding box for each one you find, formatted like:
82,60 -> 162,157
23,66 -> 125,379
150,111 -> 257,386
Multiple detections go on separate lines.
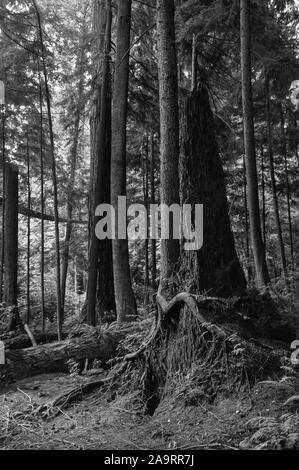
143,137 -> 150,305
0,330 -> 125,386
180,87 -> 246,297
0,113 -> 5,303
240,0 -> 270,287
0,332 -> 67,350
111,0 -> 137,323
4,164 -> 21,331
87,0 -> 115,326
156,0 -> 180,279
39,68 -> 45,332
150,133 -> 157,290
26,128 -> 31,324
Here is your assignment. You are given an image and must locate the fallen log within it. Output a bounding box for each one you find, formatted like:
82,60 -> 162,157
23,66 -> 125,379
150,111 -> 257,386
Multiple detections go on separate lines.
0,327 -> 128,387
0,332 -> 68,350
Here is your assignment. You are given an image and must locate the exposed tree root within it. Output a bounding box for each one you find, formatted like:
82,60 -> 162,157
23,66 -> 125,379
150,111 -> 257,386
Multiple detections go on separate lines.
32,292 -> 284,419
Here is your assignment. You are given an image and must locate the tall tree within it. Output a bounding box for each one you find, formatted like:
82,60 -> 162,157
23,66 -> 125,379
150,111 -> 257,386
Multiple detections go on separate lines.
61,3 -> 87,316
0,110 -> 5,303
150,133 -> 157,290
38,66 -> 46,332
4,164 -> 21,331
111,0 -> 137,323
26,126 -> 31,324
280,104 -> 294,271
180,84 -> 247,297
240,0 -> 270,288
265,76 -> 287,280
33,0 -> 63,340
156,0 -> 180,280
86,0 -> 115,326
142,136 -> 150,305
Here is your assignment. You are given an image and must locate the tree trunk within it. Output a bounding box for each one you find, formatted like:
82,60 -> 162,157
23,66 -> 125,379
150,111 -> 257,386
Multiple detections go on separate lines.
1,332 -> 68,350
33,0 -> 63,340
4,164 -> 21,331
38,67 -> 46,332
191,34 -> 197,92
150,133 -> 157,290
111,0 -> 136,323
61,6 -> 87,317
260,145 -> 266,251
240,0 -> 269,287
180,86 -> 246,297
243,154 -> 251,280
0,112 -> 5,303
156,0 -> 180,280
0,329 -> 127,386
280,104 -> 294,272
87,0 -> 115,326
143,136 -> 150,305
26,127 -> 31,324
265,77 -> 287,280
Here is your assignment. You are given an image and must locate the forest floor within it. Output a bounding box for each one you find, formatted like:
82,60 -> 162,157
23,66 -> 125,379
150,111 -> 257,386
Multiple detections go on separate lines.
1,369 -> 299,450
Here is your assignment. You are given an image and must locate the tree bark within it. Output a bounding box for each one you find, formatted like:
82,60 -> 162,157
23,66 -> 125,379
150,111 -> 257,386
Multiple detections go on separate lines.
156,0 -> 180,280
180,86 -> 247,297
26,126 -> 31,324
243,154 -> 251,280
111,0 -> 137,323
4,164 -> 21,331
0,112 -> 5,303
260,145 -> 266,251
1,332 -> 67,350
240,0 -> 269,287
0,329 -> 127,386
143,136 -> 150,305
87,0 -> 115,326
38,67 -> 45,332
150,133 -> 157,290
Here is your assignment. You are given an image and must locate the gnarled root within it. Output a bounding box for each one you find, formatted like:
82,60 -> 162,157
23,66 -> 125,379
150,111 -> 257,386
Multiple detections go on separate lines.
33,292 -> 281,418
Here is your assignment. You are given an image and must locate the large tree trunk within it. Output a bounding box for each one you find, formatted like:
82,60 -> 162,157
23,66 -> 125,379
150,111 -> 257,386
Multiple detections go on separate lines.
143,137 -> 150,306
0,329 -> 127,386
243,154 -> 252,281
240,0 -> 269,288
4,164 -> 21,331
156,0 -> 180,280
87,0 -> 115,326
150,133 -> 157,290
0,332 -> 67,350
111,0 -> 137,323
265,77 -> 287,280
180,86 -> 246,297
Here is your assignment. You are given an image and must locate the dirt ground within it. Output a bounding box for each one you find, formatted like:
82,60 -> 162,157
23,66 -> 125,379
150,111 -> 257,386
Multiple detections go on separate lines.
1,371 -> 298,450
